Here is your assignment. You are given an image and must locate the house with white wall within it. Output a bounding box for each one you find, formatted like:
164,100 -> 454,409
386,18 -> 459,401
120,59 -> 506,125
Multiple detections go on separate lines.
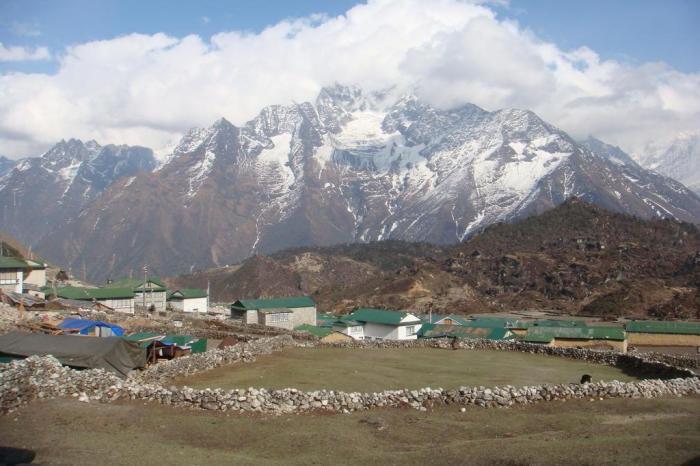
107,277 -> 168,312
332,318 -> 365,340
345,308 -> 422,341
50,286 -> 136,314
230,296 -> 316,328
168,288 -> 208,313
23,259 -> 47,288
0,256 -> 26,294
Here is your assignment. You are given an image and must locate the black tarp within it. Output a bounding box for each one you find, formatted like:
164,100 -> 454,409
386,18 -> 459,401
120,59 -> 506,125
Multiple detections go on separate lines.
0,332 -> 146,377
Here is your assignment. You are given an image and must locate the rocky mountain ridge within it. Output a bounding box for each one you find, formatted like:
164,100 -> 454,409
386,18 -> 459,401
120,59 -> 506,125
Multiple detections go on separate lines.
6,85 -> 700,281
0,139 -> 156,247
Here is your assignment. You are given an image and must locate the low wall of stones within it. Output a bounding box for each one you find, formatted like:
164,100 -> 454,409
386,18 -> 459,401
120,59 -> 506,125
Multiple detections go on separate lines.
322,338 -> 698,379
1,334 -> 698,415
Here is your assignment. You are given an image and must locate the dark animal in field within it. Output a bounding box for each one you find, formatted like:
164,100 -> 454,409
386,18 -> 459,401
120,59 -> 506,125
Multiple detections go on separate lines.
580,374 -> 592,384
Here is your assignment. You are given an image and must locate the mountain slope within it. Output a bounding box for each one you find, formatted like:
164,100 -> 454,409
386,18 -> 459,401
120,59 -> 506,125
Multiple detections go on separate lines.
0,156 -> 15,177
168,200 -> 700,319
0,139 -> 156,246
635,131 -> 700,195
35,85 -> 700,281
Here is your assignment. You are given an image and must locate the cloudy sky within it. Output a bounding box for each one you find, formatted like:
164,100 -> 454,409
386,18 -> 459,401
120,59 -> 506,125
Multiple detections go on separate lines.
0,0 -> 698,159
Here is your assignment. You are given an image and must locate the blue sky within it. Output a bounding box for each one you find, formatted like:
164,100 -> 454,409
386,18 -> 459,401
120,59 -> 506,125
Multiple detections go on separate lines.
2,0 -> 699,73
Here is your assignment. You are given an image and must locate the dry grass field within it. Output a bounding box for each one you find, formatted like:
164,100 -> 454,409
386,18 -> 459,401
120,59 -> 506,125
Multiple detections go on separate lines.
174,347 -> 641,392
1,396 -> 698,465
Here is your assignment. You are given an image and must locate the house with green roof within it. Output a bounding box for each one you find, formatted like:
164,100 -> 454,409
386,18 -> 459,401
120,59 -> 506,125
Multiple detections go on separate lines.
345,308 -> 422,341
0,256 -> 28,294
48,286 -> 135,314
625,320 -> 700,347
106,277 -> 168,312
522,326 -> 628,352
418,323 -> 516,341
331,317 -> 366,340
230,296 -> 316,330
167,288 -> 208,314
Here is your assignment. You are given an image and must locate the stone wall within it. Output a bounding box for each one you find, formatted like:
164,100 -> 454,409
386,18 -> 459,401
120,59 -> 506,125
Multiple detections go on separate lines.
1,335 -> 698,415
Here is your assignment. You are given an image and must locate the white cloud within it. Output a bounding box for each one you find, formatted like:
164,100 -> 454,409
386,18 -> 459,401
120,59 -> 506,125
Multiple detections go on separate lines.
0,42 -> 50,62
0,0 -> 698,160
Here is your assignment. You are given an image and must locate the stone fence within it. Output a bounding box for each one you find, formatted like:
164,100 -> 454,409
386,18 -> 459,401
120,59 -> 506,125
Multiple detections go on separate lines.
1,335 -> 698,415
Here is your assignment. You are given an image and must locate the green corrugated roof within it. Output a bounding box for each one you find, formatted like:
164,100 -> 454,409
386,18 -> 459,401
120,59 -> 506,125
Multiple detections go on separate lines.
348,308 -> 419,326
0,256 -> 28,270
161,335 -> 207,353
316,313 -> 336,327
332,318 -> 363,328
419,324 -> 515,341
106,277 -> 167,292
52,286 -> 134,300
169,288 -> 207,299
294,324 -> 332,337
523,333 -> 555,343
524,326 -> 626,341
124,332 -> 163,342
431,315 -> 471,326
530,319 -> 589,328
466,317 -> 529,329
625,320 -> 700,335
232,296 -> 315,310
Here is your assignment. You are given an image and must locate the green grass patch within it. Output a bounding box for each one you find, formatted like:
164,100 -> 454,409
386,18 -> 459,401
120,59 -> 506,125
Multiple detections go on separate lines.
174,347 -> 641,392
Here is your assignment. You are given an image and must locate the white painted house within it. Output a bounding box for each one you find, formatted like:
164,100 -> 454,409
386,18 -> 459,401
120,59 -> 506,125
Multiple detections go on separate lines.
344,308 -> 422,341
332,318 -> 365,340
107,277 -> 168,312
23,259 -> 47,288
168,288 -> 209,313
0,256 -> 26,294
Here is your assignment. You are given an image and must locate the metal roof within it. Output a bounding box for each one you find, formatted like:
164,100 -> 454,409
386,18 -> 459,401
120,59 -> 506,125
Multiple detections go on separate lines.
51,286 -> 135,300
0,256 -> 28,270
106,277 -> 167,292
232,296 -> 315,310
625,320 -> 700,335
524,326 -> 626,341
419,324 -> 515,340
168,288 -> 207,299
294,324 -> 332,337
349,308 -> 420,326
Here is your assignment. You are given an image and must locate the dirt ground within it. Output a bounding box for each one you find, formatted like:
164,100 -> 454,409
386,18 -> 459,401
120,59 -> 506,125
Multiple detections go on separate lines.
0,396 -> 698,465
173,347 -> 641,392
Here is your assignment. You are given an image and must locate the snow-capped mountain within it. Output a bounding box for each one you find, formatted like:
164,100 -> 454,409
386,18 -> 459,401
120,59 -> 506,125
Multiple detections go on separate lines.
0,156 -> 16,177
0,139 -> 156,246
33,85 -> 700,281
635,131 -> 700,194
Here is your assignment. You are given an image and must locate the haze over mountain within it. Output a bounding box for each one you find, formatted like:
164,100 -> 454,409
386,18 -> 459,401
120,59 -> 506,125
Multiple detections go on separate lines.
634,131 -> 700,195
6,85 -> 695,282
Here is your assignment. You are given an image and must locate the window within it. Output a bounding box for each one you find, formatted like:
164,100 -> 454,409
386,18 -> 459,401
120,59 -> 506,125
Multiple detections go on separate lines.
267,313 -> 290,323
0,271 -> 18,285
405,325 -> 415,336
349,326 -> 362,334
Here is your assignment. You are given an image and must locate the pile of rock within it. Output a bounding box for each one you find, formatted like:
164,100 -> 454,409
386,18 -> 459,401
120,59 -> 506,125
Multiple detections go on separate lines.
132,335 -> 299,383
1,333 -> 699,415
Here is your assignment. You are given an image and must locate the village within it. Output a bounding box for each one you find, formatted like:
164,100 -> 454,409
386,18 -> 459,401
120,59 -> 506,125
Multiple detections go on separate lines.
1,249 -> 699,464
0,253 -> 699,372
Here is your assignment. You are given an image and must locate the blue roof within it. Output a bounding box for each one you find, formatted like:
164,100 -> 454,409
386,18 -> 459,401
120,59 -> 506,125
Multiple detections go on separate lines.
58,319 -> 124,336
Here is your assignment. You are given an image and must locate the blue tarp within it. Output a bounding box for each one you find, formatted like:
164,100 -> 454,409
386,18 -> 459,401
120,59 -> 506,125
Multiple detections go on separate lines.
58,319 -> 125,337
